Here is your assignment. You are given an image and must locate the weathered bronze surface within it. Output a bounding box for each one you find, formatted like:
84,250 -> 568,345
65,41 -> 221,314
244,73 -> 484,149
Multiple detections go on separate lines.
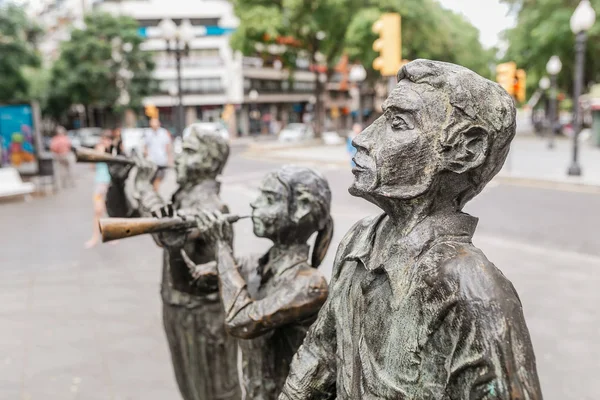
75,146 -> 135,165
98,214 -> 246,243
195,165 -> 333,400
280,60 -> 543,399
105,127 -> 240,400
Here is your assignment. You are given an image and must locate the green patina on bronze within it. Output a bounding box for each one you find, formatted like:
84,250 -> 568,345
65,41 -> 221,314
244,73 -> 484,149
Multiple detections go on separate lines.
279,60 -> 543,399
193,165 -> 334,400
105,126 -> 239,400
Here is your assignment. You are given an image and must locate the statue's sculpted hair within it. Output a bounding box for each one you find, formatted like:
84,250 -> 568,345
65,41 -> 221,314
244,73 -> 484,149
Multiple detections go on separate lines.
397,59 -> 516,206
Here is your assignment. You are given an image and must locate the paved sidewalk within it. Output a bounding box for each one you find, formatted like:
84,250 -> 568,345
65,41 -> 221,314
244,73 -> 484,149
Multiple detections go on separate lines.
246,136 -> 600,187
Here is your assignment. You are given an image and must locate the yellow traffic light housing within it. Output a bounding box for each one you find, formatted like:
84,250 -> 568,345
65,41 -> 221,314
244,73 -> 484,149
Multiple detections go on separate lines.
496,62 -> 516,96
145,104 -> 158,119
515,69 -> 526,103
372,13 -> 401,77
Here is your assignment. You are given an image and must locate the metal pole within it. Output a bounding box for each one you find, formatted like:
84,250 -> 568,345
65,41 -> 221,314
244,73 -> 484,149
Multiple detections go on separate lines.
568,31 -> 586,176
357,83 -> 363,126
548,75 -> 557,149
175,39 -> 185,137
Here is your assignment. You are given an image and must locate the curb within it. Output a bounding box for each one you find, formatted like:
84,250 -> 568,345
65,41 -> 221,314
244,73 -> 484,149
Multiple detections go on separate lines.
494,174 -> 600,192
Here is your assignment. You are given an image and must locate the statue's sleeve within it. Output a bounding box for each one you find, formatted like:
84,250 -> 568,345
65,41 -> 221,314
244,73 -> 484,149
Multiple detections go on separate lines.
215,242 -> 328,340
415,296 -> 543,399
278,234 -> 353,400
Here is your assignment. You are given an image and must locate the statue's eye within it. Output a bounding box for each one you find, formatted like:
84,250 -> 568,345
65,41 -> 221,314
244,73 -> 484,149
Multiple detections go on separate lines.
391,115 -> 409,130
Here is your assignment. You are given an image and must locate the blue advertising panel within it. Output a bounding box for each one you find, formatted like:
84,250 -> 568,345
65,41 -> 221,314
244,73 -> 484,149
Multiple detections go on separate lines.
0,104 -> 36,171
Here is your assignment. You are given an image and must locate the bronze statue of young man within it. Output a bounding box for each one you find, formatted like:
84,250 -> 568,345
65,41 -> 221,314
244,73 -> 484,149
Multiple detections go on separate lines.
279,60 -> 543,399
105,127 -> 240,400
193,165 -> 333,400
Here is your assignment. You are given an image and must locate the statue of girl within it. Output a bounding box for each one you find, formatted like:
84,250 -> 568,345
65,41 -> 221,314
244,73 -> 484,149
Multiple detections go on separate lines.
193,165 -> 333,400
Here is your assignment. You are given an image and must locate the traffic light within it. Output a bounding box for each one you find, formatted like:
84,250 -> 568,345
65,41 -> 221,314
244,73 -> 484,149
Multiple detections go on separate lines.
372,13 -> 401,77
514,69 -> 526,103
496,62 -> 516,96
144,104 -> 158,119
221,104 -> 234,121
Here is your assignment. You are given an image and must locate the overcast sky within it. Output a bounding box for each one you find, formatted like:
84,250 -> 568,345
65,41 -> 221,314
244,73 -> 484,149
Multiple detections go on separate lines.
438,0 -> 516,49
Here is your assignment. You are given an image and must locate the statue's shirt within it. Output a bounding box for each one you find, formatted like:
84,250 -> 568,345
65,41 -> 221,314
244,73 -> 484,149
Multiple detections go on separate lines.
231,245 -> 328,400
281,213 -> 542,399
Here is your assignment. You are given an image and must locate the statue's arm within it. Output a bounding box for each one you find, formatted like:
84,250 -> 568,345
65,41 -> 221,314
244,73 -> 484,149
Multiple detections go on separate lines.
441,299 -> 543,400
180,250 -> 219,292
215,241 -> 328,340
105,166 -> 139,218
277,243 -> 352,400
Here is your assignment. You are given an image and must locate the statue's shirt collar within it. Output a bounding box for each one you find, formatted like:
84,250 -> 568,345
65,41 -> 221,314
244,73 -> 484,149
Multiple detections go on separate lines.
259,244 -> 310,280
343,211 -> 478,301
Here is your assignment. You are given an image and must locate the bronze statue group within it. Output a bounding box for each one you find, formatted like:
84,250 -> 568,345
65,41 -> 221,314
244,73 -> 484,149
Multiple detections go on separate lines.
98,60 -> 544,400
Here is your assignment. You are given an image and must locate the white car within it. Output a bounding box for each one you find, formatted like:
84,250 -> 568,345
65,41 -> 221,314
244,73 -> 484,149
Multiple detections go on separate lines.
183,122 -> 230,141
322,131 -> 344,145
77,128 -> 103,148
278,123 -> 314,143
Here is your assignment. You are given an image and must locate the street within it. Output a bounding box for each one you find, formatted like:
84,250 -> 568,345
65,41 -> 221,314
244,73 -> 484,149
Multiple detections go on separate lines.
1,145 -> 599,400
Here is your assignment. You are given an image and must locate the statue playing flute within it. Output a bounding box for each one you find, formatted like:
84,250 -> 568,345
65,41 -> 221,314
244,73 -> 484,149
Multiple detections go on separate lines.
105,126 -> 240,400
193,165 -> 333,400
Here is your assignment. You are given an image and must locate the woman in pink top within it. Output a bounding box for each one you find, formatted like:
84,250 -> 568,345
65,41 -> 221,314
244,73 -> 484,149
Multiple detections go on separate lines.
50,126 -> 75,188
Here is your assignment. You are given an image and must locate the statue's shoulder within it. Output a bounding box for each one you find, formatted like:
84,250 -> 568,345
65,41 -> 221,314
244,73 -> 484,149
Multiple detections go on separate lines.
330,214 -> 384,282
429,242 -> 520,305
337,214 -> 383,256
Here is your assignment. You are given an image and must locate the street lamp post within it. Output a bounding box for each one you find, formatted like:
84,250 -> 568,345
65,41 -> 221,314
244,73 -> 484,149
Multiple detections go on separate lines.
248,89 -> 259,135
545,56 -> 562,149
158,19 -> 194,136
349,64 -> 367,126
568,0 -> 596,176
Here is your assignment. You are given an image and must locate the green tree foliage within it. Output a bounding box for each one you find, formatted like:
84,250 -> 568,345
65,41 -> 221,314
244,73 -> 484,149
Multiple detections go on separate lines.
230,0 -> 365,134
501,0 -> 600,97
344,0 -> 494,80
0,4 -> 42,103
47,12 -> 156,120
231,0 -> 493,132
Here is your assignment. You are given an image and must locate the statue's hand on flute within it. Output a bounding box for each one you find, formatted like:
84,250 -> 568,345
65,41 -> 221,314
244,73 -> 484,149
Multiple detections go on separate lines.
195,210 -> 234,245
152,203 -> 189,249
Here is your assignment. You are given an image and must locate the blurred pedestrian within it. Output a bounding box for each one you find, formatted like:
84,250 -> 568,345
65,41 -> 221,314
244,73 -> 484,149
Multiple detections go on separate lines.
50,126 -> 75,188
144,118 -> 172,191
347,122 -> 361,168
108,126 -> 124,156
85,130 -> 113,249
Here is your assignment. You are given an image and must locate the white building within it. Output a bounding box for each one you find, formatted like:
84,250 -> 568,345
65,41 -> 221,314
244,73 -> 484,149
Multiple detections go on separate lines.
94,0 -> 321,136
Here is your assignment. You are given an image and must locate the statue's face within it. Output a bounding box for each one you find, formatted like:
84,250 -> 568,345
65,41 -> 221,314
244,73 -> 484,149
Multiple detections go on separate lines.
250,174 -> 289,240
174,136 -> 214,184
350,80 -> 446,201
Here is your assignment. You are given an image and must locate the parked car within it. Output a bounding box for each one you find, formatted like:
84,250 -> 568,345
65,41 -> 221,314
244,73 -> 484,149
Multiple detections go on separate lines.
182,122 -> 230,142
121,128 -> 146,157
77,128 -> 103,148
322,131 -> 344,145
67,130 -> 82,149
278,123 -> 314,143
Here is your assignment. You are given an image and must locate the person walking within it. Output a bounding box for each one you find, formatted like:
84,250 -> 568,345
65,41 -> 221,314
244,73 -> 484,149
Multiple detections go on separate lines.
108,126 -> 124,156
50,126 -> 75,188
85,131 -> 113,249
144,118 -> 172,191
347,122 -> 361,168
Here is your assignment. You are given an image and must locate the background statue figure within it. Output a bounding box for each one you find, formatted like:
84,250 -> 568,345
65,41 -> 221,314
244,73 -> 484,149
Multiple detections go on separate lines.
280,60 -> 543,399
194,165 -> 332,400
105,127 -> 240,400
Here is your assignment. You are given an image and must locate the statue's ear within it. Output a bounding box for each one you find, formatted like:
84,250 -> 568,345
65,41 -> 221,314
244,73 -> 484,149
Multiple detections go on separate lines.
291,189 -> 312,224
442,127 -> 489,174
